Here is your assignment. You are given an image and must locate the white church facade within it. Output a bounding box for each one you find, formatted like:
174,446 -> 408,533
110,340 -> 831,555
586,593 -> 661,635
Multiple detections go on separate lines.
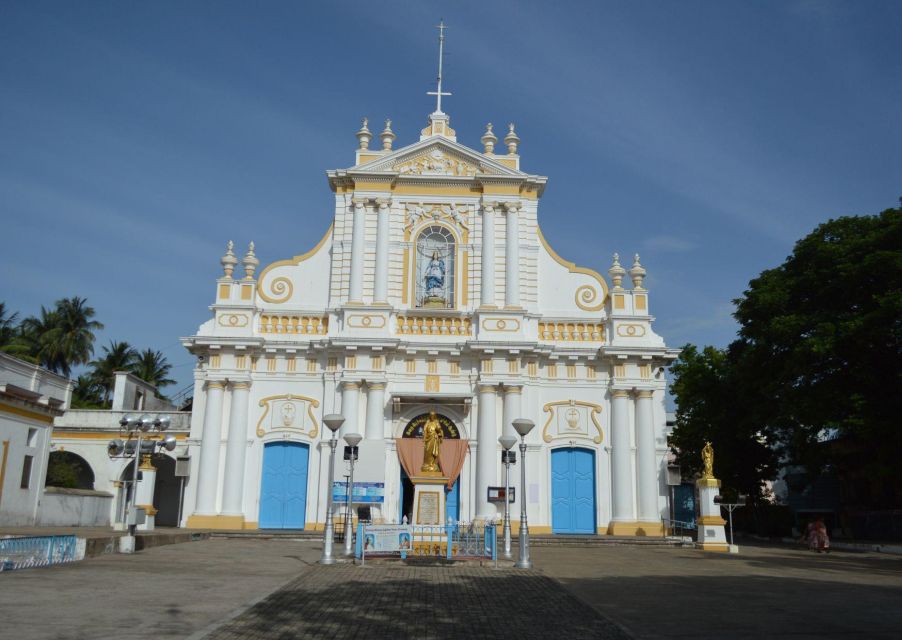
181,103 -> 678,536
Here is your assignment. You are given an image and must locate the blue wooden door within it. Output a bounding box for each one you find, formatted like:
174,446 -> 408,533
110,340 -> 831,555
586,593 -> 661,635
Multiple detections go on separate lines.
673,484 -> 696,526
551,448 -> 596,534
445,478 -> 460,522
259,442 -> 309,529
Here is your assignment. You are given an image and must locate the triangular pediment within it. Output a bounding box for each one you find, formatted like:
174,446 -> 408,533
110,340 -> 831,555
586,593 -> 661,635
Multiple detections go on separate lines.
351,137 -> 526,178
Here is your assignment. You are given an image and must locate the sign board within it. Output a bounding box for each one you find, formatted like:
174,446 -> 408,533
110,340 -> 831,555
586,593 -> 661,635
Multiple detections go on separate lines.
175,456 -> 190,477
487,486 -> 515,504
332,481 -> 384,504
361,524 -> 412,554
343,446 -> 359,461
501,450 -> 517,464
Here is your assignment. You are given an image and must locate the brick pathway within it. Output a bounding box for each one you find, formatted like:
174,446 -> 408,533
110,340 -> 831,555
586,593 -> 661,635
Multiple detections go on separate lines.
205,563 -> 631,640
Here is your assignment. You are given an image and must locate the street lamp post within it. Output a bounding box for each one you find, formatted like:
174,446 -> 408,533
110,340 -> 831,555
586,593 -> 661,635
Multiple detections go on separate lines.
511,418 -> 535,569
320,414 -> 345,565
107,414 -> 175,554
498,435 -> 518,560
343,432 -> 362,557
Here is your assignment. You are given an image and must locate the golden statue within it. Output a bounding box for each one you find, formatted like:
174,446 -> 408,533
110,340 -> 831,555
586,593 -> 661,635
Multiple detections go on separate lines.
421,411 -> 444,473
701,441 -> 715,479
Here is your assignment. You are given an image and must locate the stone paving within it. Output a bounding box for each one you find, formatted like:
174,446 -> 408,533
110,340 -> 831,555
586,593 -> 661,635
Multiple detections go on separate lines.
204,563 -> 630,640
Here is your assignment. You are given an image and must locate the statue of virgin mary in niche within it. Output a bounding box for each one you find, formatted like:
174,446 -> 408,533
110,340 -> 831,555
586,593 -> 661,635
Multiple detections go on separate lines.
423,250 -> 446,306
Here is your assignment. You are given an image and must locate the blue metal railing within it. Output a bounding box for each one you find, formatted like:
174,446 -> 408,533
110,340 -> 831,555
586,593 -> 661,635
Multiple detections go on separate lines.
356,522 -> 497,563
0,535 -> 80,571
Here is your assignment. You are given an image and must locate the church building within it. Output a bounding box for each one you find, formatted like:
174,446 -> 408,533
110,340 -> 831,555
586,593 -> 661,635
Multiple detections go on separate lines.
181,78 -> 677,535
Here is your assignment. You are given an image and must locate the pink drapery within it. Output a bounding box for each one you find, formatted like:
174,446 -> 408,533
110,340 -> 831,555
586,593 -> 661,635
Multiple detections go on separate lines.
395,439 -> 470,490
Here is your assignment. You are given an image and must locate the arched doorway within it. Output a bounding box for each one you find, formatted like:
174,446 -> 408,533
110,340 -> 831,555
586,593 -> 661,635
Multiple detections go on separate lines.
551,448 -> 596,534
259,441 -> 310,529
399,412 -> 462,523
151,454 -> 181,527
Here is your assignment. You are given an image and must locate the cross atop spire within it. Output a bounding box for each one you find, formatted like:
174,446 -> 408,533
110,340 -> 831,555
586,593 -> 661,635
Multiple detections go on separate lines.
427,20 -> 451,115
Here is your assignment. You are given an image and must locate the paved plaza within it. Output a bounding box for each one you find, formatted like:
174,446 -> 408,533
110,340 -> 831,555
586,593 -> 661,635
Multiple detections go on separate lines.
0,537 -> 900,639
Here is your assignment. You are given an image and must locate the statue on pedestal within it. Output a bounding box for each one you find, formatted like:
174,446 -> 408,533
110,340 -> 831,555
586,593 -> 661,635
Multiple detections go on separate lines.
421,410 -> 443,473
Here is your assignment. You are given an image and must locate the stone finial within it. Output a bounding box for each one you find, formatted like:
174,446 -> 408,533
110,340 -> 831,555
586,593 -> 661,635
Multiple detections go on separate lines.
356,117 -> 372,150
242,241 -> 259,280
481,123 -> 497,154
629,253 -> 647,290
221,240 -> 237,279
380,119 -> 396,151
608,253 -> 626,290
504,123 -> 520,155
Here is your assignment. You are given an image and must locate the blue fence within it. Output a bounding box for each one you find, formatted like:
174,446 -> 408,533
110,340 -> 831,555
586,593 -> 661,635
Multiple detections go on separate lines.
0,535 -> 81,571
356,522 -> 497,563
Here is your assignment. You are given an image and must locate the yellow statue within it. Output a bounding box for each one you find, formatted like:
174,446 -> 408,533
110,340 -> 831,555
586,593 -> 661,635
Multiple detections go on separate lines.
421,411 -> 444,473
701,441 -> 715,479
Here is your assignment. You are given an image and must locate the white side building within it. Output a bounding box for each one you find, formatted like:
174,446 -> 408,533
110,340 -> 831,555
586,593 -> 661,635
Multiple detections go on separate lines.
0,353 -> 72,526
181,106 -> 679,535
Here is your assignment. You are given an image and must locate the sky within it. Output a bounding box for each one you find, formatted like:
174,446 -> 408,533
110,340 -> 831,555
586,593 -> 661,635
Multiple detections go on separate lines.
2,0 -> 900,397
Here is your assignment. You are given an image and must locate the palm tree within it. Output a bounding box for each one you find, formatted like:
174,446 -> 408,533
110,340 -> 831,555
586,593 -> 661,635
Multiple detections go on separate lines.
46,297 -> 103,377
131,349 -> 175,391
6,306 -> 60,368
0,302 -> 19,348
89,340 -> 138,405
71,374 -> 105,408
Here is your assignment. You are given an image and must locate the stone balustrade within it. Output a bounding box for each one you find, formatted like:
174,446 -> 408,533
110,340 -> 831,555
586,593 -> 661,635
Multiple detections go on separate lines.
396,315 -> 473,336
538,321 -> 605,342
259,314 -> 329,335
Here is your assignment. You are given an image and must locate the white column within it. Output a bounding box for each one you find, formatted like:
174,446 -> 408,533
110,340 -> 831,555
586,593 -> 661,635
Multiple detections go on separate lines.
194,380 -> 225,515
501,385 -> 521,439
364,382 -> 385,440
340,381 -> 360,436
135,456 -> 157,531
480,203 -> 496,307
504,202 -> 520,307
610,389 -> 634,526
476,384 -> 498,518
221,381 -> 251,516
348,198 -> 367,303
373,199 -> 390,303
635,390 -> 659,523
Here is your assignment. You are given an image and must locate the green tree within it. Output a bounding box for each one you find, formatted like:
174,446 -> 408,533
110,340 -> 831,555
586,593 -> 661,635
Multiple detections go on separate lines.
0,302 -> 19,348
89,340 -> 138,405
5,297 -> 103,377
669,344 -> 780,501
71,374 -> 105,408
732,206 -> 902,506
131,348 -> 175,391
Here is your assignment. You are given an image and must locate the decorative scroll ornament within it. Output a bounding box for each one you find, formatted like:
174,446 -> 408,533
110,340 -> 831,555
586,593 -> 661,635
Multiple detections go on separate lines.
396,148 -> 478,177
261,277 -> 293,304
256,394 -> 320,438
541,400 -> 603,444
575,284 -> 604,312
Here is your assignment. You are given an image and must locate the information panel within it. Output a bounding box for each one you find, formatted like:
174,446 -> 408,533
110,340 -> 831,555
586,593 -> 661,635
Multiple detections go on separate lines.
361,524 -> 413,554
332,481 -> 385,503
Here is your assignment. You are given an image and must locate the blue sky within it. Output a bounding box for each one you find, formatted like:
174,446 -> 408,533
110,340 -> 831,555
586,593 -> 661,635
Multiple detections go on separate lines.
2,1 -> 900,396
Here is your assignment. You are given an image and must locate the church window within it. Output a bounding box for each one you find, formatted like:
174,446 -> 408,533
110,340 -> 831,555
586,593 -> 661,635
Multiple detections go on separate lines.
415,225 -> 455,308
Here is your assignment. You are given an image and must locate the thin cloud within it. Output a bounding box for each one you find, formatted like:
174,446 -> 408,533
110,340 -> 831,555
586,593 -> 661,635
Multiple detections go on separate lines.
643,235 -> 698,253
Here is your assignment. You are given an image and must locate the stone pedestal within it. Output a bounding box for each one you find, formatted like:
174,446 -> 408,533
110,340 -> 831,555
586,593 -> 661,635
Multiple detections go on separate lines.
410,474 -> 448,526
696,478 -> 728,552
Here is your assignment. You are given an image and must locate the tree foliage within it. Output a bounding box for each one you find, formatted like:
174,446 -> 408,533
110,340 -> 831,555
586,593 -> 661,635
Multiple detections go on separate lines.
671,205 -> 902,507
131,348 -> 175,391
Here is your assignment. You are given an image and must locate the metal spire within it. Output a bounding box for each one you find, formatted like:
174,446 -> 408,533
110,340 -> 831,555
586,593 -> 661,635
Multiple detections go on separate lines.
427,20 -> 451,114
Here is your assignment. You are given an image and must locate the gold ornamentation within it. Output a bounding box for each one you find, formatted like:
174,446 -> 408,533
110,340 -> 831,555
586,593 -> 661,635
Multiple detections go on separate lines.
541,400 -> 603,444
575,284 -> 604,312
256,225 -> 333,303
481,317 -> 519,332
347,314 -> 385,329
218,313 -> 249,328
616,324 -> 646,338
424,375 -> 440,392
256,394 -> 320,438
538,321 -> 605,342
262,277 -> 293,304
395,148 -> 477,177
